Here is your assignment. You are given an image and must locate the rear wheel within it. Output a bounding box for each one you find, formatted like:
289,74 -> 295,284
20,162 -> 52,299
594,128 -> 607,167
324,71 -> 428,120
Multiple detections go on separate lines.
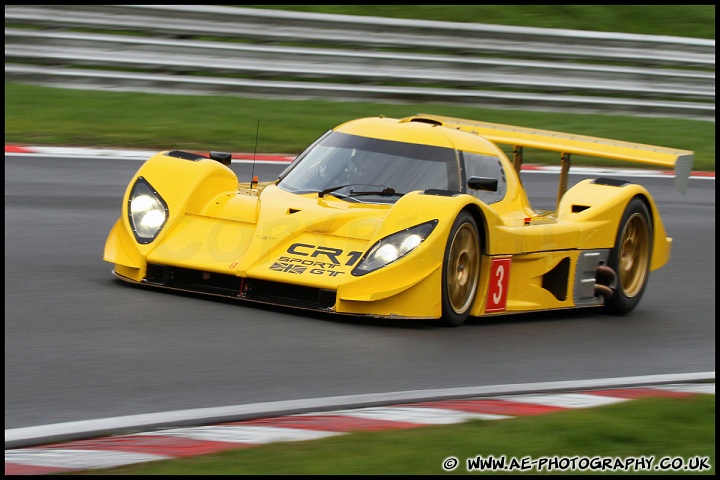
441,212 -> 481,326
603,198 -> 652,315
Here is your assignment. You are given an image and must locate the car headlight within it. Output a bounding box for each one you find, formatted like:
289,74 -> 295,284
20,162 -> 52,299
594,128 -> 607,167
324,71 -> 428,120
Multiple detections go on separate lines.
127,177 -> 168,244
352,220 -> 438,276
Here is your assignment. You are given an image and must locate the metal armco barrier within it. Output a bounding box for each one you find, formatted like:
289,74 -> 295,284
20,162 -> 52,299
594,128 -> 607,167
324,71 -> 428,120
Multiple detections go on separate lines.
4,5 -> 715,120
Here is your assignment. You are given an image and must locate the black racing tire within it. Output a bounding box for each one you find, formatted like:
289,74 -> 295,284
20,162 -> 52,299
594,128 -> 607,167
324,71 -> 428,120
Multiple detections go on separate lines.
441,212 -> 481,326
602,197 -> 653,315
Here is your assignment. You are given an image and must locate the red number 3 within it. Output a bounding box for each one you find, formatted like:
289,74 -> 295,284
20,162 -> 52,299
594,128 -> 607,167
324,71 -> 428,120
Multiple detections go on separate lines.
486,257 -> 511,312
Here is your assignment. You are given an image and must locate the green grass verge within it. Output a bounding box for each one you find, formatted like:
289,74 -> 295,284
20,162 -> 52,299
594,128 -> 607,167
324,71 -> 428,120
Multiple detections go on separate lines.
5,6 -> 715,170
4,82 -> 715,171
72,394 -> 714,475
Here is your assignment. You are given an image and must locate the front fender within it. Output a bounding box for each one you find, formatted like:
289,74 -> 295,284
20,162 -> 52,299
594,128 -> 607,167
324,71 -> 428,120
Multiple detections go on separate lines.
103,151 -> 240,277
336,191 -> 479,311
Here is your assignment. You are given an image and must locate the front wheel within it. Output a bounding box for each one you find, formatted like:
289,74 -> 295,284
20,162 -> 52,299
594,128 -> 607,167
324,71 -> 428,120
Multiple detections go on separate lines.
441,212 -> 481,326
602,197 -> 652,315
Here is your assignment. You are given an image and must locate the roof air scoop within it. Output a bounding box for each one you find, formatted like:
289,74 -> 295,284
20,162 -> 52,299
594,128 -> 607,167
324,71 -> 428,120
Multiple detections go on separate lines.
404,116 -> 443,126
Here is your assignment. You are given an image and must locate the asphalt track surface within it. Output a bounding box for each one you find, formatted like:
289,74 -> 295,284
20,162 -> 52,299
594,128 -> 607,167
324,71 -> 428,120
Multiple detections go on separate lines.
4,148 -> 715,454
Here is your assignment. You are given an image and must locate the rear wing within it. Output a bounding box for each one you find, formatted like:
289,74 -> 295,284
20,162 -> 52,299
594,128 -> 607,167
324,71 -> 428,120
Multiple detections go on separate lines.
407,114 -> 694,197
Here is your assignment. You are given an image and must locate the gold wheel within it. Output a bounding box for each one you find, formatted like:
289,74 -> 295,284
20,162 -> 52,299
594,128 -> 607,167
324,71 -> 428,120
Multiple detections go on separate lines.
618,212 -> 650,297
446,222 -> 480,314
603,198 -> 653,315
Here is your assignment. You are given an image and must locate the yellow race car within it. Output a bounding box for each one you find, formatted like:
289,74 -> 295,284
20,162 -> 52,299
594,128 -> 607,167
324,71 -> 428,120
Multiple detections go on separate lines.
104,114 -> 693,326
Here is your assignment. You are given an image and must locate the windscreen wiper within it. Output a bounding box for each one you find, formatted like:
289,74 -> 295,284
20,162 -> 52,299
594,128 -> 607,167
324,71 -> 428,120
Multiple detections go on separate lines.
348,187 -> 405,197
317,184 -> 404,198
318,184 -> 352,198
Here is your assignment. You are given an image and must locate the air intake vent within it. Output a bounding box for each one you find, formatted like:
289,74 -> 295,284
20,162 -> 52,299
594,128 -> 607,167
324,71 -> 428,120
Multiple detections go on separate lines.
243,279 -> 336,310
408,117 -> 442,126
144,265 -> 337,311
593,177 -> 629,187
165,150 -> 206,161
542,257 -> 570,301
145,264 -> 241,296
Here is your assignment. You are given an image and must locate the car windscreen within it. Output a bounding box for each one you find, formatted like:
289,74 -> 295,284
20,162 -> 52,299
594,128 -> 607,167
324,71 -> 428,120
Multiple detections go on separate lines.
277,131 -> 460,203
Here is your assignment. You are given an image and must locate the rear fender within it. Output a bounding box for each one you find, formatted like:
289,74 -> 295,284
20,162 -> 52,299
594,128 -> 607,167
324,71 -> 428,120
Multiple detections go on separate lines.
558,179 -> 670,270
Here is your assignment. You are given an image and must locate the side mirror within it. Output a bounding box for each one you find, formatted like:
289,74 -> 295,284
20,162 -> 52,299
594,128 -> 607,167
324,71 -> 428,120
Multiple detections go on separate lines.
210,151 -> 232,166
467,176 -> 498,192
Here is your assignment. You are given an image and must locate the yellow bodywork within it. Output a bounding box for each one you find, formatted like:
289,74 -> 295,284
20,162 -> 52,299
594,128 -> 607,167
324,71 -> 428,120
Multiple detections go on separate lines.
104,115 -> 692,320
